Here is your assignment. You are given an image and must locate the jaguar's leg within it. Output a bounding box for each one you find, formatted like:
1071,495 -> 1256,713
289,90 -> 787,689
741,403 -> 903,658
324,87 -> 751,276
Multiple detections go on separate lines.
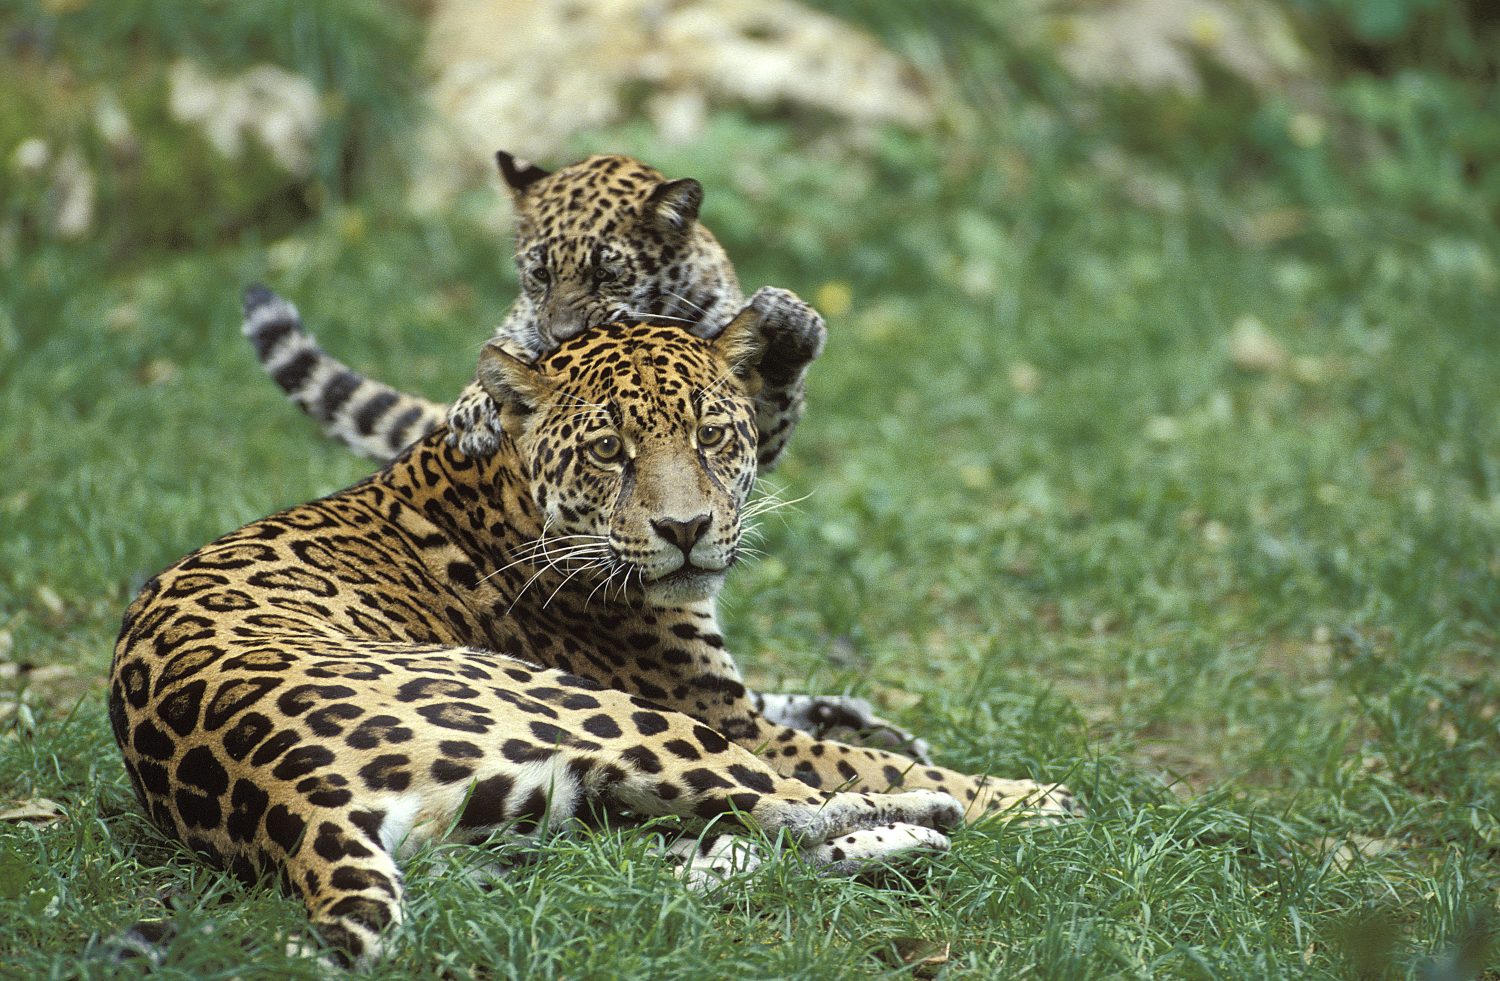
731,713 -> 1078,823
240,648 -> 967,964
615,630 -> 1077,824
427,675 -> 967,843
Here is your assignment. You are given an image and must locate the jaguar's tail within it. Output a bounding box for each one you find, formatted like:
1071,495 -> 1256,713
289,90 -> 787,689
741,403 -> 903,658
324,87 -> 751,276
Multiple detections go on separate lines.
241,285 -> 446,461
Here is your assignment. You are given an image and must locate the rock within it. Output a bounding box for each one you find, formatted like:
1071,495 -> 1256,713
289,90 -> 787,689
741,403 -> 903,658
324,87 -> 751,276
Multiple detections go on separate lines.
408,0 -> 934,209
168,60 -> 321,177
1229,315 -> 1288,372
1048,0 -> 1309,95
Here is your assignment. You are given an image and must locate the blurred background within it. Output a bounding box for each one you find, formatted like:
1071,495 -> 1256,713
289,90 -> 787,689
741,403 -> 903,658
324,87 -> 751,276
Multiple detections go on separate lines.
2,2 -> 1499,973
6,0 -> 1498,278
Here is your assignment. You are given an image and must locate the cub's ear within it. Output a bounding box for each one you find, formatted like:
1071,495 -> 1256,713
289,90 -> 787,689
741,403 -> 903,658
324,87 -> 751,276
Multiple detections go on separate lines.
710,306 -> 769,383
477,342 -> 550,441
645,178 -> 703,233
495,151 -> 551,197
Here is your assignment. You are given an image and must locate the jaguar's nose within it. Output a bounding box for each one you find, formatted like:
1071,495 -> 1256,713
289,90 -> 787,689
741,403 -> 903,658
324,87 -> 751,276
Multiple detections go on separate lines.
651,514 -> 710,558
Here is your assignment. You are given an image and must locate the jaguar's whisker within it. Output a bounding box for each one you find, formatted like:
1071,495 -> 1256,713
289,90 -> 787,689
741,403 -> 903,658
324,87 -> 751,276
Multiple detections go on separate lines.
663,289 -> 710,318
542,560 -> 603,608
627,309 -> 697,327
480,539 -> 608,583
583,565 -> 620,610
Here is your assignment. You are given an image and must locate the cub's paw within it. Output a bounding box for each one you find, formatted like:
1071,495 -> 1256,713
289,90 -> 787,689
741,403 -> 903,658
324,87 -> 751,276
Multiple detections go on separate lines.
802,821 -> 950,879
445,384 -> 505,458
743,286 -> 826,386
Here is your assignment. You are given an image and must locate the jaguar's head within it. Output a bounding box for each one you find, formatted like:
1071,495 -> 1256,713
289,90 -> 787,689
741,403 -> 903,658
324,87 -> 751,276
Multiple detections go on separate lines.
477,310 -> 770,605
496,152 -> 724,352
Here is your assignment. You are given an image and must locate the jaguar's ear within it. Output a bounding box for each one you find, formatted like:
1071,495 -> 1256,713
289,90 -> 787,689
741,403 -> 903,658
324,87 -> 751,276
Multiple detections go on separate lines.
645,178 -> 703,234
710,306 -> 768,383
477,342 -> 550,440
495,151 -> 551,197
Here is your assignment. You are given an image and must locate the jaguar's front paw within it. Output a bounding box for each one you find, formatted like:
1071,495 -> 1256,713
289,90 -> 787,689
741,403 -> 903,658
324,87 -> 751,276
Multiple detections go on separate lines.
802,821 -> 950,879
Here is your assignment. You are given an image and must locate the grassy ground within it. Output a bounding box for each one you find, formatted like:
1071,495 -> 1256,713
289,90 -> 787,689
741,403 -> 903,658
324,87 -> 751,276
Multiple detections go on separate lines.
3,2 -> 1499,978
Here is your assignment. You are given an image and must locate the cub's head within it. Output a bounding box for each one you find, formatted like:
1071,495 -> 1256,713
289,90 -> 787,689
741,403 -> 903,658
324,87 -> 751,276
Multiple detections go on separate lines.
477,312 -> 769,604
496,152 -> 738,352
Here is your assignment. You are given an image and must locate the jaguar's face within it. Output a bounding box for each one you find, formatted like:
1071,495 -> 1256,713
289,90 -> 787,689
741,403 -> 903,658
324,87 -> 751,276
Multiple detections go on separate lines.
504,154 -> 708,353
479,317 -> 765,604
515,239 -> 665,348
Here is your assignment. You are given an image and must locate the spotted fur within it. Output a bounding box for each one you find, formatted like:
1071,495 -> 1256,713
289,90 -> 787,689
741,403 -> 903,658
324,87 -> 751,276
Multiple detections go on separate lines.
246,287 -> 926,763
246,152 -> 820,471
114,288 -> 1075,965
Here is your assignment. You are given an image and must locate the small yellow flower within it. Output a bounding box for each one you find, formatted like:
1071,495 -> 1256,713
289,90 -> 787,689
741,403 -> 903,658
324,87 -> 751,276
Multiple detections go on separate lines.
1188,12 -> 1225,47
1288,113 -> 1326,149
339,208 -> 367,244
1008,362 -> 1041,394
958,465 -> 993,490
814,281 -> 853,318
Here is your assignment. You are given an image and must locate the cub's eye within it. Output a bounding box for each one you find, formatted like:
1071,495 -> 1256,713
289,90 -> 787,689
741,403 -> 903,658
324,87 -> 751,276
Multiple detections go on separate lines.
592,265 -> 617,284
530,267 -> 551,287
589,434 -> 623,464
697,424 -> 727,449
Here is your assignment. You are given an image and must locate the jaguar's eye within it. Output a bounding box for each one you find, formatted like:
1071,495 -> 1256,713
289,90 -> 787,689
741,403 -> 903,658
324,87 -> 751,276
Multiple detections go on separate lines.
697,424 -> 727,449
592,265 -> 617,284
589,434 -> 623,464
530,267 -> 551,287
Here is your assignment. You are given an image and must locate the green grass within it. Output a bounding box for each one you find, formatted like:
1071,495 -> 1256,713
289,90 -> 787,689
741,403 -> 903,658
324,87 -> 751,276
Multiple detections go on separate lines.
2,1 -> 1499,977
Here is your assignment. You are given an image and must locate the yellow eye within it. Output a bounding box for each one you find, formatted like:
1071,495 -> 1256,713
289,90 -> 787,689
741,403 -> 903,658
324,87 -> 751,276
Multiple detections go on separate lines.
589,434 -> 623,464
697,424 -> 727,449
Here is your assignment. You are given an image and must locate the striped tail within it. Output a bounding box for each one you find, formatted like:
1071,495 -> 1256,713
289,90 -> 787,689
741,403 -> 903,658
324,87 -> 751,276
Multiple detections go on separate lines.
241,285 -> 447,461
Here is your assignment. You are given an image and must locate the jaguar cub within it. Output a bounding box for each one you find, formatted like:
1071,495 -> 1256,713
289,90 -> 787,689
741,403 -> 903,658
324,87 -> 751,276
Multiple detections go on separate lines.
246,152 -> 821,470
112,287 -> 1074,965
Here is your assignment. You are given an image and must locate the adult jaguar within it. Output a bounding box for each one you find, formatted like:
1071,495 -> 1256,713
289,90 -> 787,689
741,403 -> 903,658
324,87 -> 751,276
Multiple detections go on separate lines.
112,287 -> 1075,965
250,252 -> 927,759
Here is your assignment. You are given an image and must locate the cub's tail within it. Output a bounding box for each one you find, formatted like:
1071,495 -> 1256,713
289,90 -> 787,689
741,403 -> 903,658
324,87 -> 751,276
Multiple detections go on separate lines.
241,285 -> 446,461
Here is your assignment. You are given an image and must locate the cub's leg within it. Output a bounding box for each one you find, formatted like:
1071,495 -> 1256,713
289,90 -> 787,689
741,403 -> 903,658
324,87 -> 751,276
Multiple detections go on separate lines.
735,286 -> 825,471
